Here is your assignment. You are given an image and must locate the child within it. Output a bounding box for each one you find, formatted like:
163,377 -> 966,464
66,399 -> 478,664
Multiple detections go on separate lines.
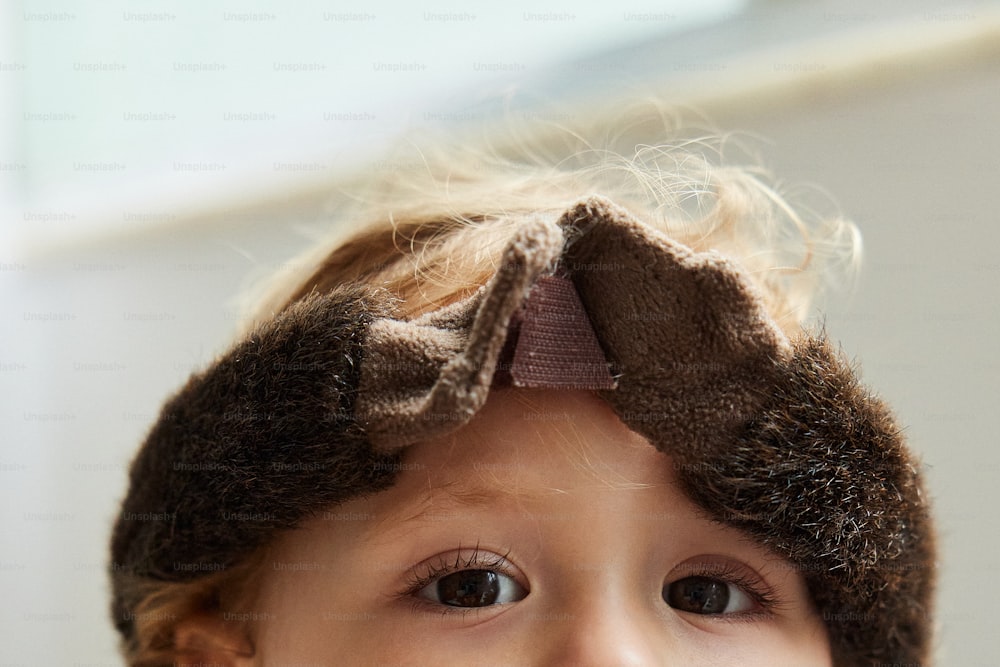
110,126 -> 935,666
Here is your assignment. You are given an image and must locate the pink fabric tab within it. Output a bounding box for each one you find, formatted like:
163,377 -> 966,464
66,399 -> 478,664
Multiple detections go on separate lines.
508,275 -> 616,390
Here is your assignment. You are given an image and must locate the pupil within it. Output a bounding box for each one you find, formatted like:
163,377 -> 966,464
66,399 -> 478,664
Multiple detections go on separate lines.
665,576 -> 730,614
437,569 -> 500,607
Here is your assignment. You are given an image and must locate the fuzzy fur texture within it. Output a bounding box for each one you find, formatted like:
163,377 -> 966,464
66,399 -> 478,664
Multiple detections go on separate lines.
109,286 -> 402,642
655,335 -> 934,666
111,196 -> 934,666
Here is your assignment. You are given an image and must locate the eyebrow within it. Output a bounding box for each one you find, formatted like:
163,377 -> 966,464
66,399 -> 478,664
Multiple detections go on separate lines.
373,479 -> 562,531
359,479 -> 788,570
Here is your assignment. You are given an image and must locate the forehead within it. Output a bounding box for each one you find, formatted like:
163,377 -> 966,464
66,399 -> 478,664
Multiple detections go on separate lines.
313,388 -> 785,573
285,387 -> 784,573
405,388 -> 661,482
365,389 -> 686,526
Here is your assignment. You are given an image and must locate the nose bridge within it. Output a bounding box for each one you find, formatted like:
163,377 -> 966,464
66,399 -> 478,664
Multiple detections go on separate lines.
536,563 -> 668,667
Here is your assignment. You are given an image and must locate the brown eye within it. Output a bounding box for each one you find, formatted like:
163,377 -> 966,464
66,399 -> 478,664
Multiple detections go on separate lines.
664,576 -> 752,614
438,570 -> 499,606
417,569 -> 527,607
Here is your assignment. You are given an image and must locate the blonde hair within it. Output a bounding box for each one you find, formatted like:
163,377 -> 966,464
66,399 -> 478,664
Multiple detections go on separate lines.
125,109 -> 862,665
117,554 -> 263,667
243,107 -> 860,331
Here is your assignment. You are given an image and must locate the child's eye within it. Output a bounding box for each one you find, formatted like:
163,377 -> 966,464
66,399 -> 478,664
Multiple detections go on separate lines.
663,575 -> 758,615
415,568 -> 528,607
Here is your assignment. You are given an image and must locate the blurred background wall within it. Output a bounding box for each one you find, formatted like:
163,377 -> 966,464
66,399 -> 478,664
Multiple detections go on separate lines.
2,0 -> 998,664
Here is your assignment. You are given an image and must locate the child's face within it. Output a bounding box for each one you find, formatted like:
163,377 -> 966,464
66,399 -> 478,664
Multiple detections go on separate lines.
250,390 -> 831,666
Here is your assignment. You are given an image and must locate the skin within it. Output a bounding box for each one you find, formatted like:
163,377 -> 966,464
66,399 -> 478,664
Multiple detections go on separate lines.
177,389 -> 831,666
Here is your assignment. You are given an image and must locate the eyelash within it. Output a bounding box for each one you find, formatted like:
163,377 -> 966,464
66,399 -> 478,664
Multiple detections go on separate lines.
672,561 -> 782,622
399,544 -> 520,617
397,545 -> 783,620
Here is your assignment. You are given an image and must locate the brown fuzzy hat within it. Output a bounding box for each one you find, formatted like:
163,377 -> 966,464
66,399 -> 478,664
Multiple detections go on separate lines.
110,196 -> 934,665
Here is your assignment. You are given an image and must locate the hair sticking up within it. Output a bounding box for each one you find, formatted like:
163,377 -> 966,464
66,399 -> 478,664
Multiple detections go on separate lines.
242,106 -> 861,335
